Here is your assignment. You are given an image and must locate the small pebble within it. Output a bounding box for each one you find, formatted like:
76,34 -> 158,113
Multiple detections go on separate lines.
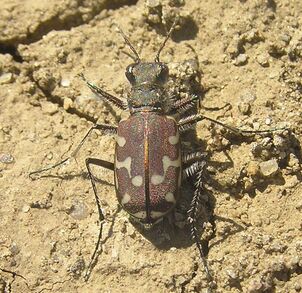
267,41 -> 286,57
280,33 -> 291,44
63,97 -> 73,110
60,78 -> 70,87
248,279 -> 263,292
111,248 -> 119,260
46,152 -> 53,160
41,102 -> 58,115
68,201 -> 89,220
238,101 -> 251,115
226,269 -> 238,280
265,117 -> 271,125
22,205 -> 30,213
146,0 -> 161,8
0,153 -> 14,164
259,159 -> 279,177
295,198 -> 302,211
246,161 -> 260,177
244,179 -> 254,191
240,92 -> 257,103
294,283 -> 301,291
234,54 -> 248,66
10,242 -> 20,255
252,122 -> 260,130
273,135 -> 285,148
256,54 -> 269,67
127,224 -> 136,237
0,73 -> 14,84
69,257 -> 85,277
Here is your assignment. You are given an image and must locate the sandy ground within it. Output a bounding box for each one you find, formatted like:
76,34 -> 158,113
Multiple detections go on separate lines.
0,0 -> 301,292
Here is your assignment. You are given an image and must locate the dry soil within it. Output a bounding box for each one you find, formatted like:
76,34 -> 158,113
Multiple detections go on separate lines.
0,0 -> 302,292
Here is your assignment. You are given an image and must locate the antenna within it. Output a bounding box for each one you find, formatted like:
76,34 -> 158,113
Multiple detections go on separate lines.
155,17 -> 179,63
116,26 -> 141,63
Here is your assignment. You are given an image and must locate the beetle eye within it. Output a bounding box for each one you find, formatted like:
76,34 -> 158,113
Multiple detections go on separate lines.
158,65 -> 168,82
125,65 -> 136,84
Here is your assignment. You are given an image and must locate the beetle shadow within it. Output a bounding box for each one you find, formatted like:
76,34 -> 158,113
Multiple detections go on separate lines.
208,215 -> 245,250
130,179 -> 216,254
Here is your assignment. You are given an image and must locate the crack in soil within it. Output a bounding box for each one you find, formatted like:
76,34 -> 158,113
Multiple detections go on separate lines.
0,0 -> 138,61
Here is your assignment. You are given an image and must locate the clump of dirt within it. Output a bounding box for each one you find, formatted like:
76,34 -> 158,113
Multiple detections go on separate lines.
0,0 -> 301,292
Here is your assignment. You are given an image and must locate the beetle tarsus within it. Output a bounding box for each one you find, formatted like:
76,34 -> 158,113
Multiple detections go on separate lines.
84,157 -> 114,280
83,221 -> 104,282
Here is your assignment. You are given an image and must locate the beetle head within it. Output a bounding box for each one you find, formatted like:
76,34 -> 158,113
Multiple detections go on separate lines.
126,62 -> 168,85
117,19 -> 178,112
126,62 -> 169,112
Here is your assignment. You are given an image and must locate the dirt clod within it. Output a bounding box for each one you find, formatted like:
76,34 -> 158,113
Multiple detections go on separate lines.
259,159 -> 279,177
0,153 -> 14,164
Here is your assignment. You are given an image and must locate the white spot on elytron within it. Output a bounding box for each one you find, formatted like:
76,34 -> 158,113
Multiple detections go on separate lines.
151,155 -> 181,185
168,132 -> 179,145
131,175 -> 143,187
116,135 -> 126,147
115,156 -> 131,177
165,192 -> 176,203
150,174 -> 164,185
150,211 -> 166,218
121,193 -> 131,205
132,211 -> 146,219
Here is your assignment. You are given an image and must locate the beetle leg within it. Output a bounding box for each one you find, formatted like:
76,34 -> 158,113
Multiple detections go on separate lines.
79,73 -> 128,110
200,102 -> 231,112
182,151 -> 207,165
84,157 -> 114,281
183,160 -> 206,179
184,158 -> 214,289
170,94 -> 199,114
182,150 -> 207,179
29,123 -> 116,179
178,113 -> 288,134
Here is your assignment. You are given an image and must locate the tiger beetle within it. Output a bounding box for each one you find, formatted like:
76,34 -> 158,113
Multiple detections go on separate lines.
30,20 -> 287,291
